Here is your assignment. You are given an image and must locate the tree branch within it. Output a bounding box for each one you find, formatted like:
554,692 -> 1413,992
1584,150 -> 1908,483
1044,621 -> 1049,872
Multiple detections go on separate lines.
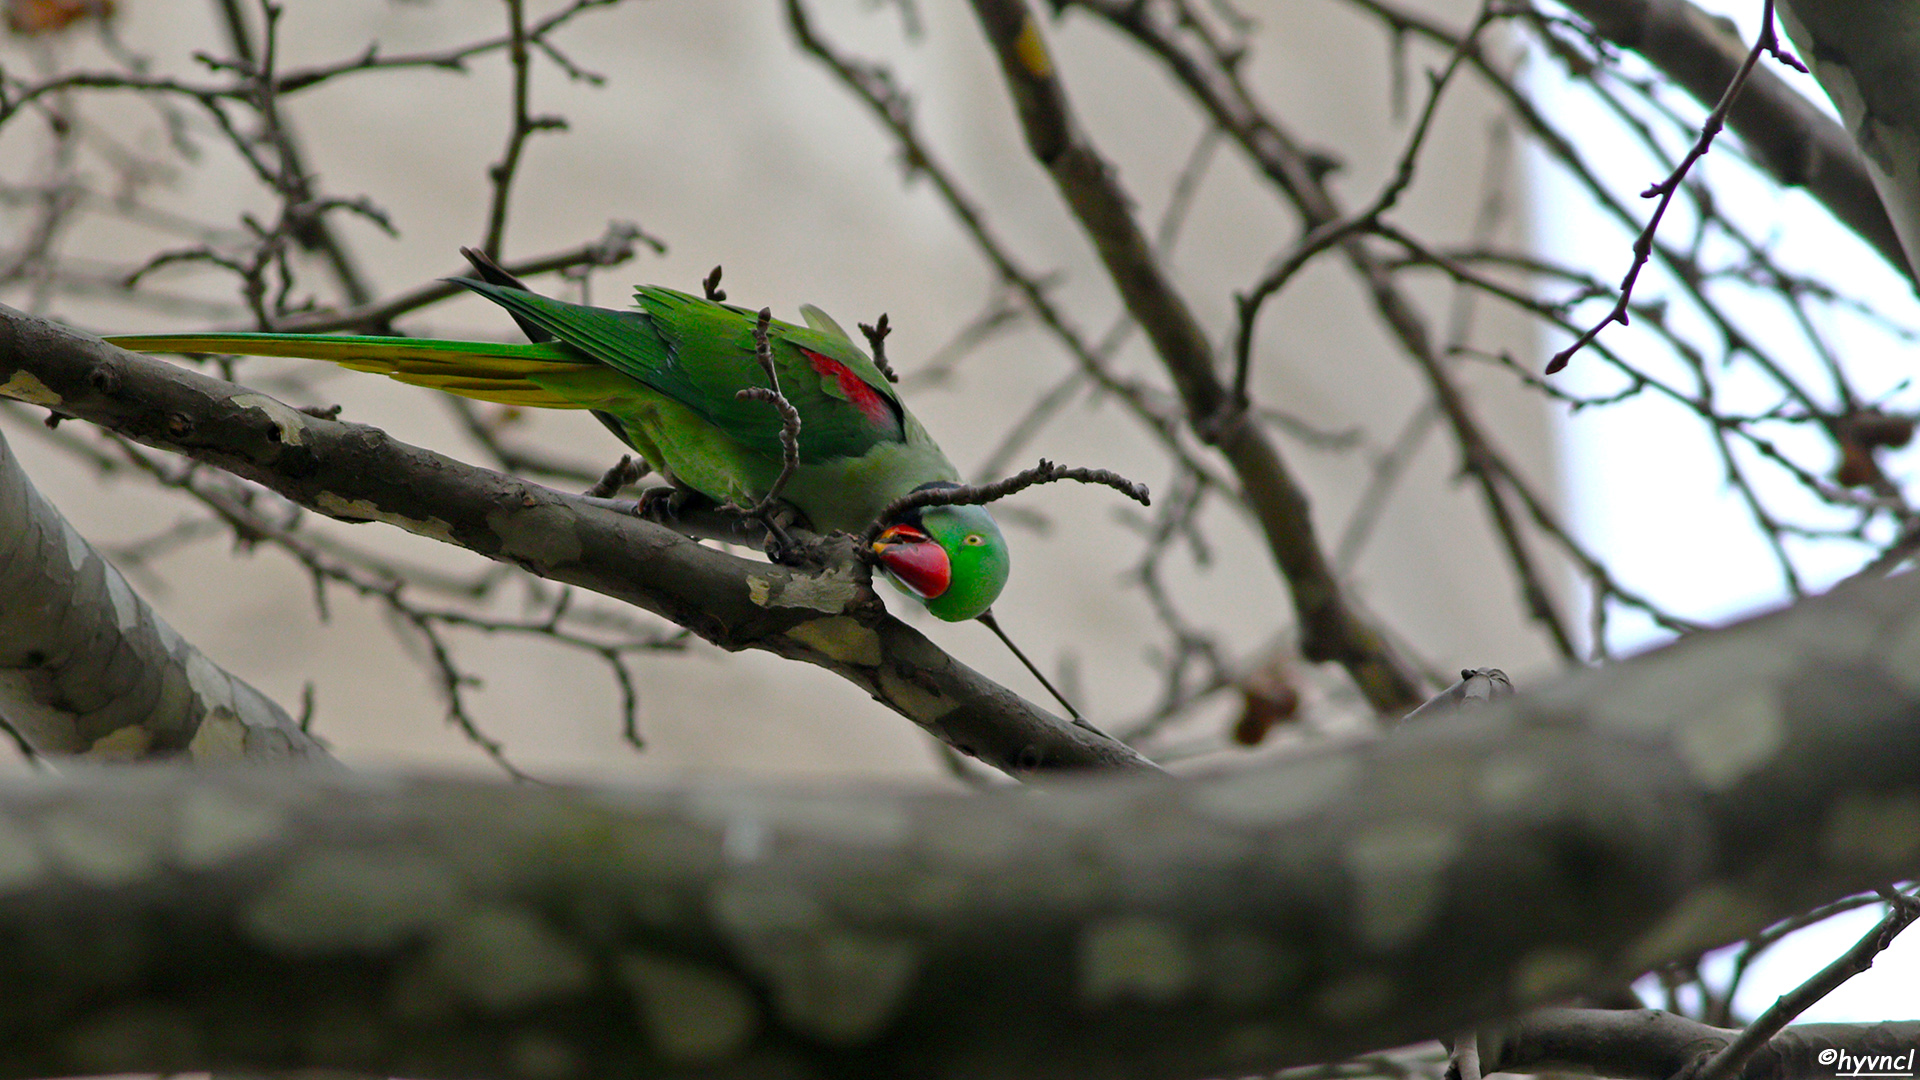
1482,1008 -> 1920,1080
4,564 -> 1920,1076
1776,0 -> 1920,278
1551,0 -> 1911,282
0,425 -> 328,762
965,0 -> 1428,714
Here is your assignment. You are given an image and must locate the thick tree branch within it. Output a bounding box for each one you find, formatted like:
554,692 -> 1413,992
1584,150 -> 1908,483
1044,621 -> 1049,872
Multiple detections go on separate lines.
965,0 -> 1428,714
3,566 -> 1920,1078
0,426 -> 327,763
1070,0 -> 1591,659
0,304 -> 1155,776
1776,0 -> 1920,278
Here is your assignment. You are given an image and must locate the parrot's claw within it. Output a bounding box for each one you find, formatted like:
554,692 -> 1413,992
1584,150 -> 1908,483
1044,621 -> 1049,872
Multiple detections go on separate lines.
636,483 -> 710,522
584,455 -> 649,499
759,504 -> 823,567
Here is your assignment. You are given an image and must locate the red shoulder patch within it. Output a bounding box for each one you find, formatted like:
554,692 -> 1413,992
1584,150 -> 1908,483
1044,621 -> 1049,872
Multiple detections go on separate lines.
799,348 -> 898,431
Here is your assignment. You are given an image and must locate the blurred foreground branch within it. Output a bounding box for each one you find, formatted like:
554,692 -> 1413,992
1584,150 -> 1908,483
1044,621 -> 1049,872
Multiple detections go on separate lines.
2,562 -> 1920,1077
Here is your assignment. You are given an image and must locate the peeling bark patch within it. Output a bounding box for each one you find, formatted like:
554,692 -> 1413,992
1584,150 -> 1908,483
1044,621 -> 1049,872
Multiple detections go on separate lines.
619,954 -> 759,1062
231,393 -> 310,446
1343,821 -> 1460,952
1626,885 -> 1765,969
41,810 -> 160,884
1014,15 -> 1054,77
0,370 -> 61,405
877,666 -> 958,722
0,816 -> 47,892
245,851 -> 463,951
86,724 -> 153,760
784,616 -> 883,666
1078,916 -> 1196,1005
174,788 -> 284,868
1511,947 -> 1593,1001
188,710 -> 249,761
315,492 -> 458,543
1673,683 -> 1784,791
1823,792 -> 1920,867
746,566 -> 860,614
59,517 -> 88,570
0,671 -> 85,753
712,882 -> 919,1044
1191,753 -> 1358,826
487,502 -> 584,566
1591,638 -> 1794,735
185,651 -> 237,722
103,563 -> 138,630
426,906 -> 593,1009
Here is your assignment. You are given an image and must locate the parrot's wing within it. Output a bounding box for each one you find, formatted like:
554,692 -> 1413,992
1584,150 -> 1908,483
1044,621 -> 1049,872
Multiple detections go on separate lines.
454,280 -> 905,464
101,333 -> 600,409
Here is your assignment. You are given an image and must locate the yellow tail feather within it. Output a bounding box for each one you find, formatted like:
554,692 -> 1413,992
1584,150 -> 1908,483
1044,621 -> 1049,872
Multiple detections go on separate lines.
104,332 -> 600,410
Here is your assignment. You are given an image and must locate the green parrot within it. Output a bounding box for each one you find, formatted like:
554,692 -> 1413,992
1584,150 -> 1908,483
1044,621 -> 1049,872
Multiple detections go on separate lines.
106,277 -> 1010,622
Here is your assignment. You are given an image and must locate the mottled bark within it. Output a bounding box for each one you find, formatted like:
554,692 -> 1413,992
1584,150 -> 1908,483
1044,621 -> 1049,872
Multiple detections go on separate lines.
0,425 -> 325,762
0,566 -> 1918,1080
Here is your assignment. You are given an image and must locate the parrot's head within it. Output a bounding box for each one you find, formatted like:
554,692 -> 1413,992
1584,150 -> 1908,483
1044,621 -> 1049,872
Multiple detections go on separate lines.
870,499 -> 1009,622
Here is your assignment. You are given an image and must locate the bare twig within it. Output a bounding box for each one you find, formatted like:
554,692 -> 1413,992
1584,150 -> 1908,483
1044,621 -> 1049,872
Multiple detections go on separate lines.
1545,0 -> 1806,373
858,313 -> 899,383
1546,0 -> 1907,280
1688,888 -> 1920,1080
862,459 -> 1150,544
965,0 -> 1430,711
736,308 -> 802,515
1231,0 -> 1501,404
270,224 -> 660,333
480,0 -> 569,259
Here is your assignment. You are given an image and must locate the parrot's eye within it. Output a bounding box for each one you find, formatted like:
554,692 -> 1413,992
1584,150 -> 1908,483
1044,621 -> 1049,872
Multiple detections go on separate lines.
964,534 -> 985,546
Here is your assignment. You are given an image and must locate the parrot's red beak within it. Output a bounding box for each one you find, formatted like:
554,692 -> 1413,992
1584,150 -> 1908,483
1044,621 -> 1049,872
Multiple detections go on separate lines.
872,523 -> 951,599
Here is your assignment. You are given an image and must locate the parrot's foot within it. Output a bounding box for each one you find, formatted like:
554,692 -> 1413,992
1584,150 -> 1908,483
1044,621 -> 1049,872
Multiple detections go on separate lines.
584,455 -> 649,499
759,506 -> 819,567
636,483 -> 712,522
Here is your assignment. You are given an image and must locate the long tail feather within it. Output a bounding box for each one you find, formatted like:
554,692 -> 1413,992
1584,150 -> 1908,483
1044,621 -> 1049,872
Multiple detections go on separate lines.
105,333 -> 602,408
